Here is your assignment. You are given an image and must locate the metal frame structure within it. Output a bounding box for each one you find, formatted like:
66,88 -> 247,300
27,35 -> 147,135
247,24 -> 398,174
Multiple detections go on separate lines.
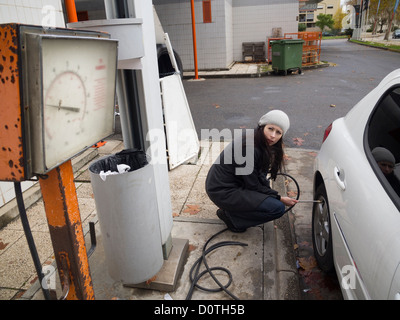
267,31 -> 322,66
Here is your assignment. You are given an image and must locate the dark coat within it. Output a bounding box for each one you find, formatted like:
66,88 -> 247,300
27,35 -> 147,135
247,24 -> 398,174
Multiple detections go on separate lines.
205,130 -> 280,212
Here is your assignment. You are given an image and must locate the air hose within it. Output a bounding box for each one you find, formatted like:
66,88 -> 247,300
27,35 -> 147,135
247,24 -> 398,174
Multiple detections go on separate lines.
276,172 -> 300,213
185,227 -> 248,300
14,182 -> 51,300
185,172 -> 301,300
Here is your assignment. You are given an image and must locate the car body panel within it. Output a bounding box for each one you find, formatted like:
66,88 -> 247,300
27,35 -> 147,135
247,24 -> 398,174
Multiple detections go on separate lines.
313,69 -> 400,299
331,211 -> 371,299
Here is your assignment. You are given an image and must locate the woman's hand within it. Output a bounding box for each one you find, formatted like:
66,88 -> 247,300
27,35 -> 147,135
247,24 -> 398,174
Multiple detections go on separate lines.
280,196 -> 298,207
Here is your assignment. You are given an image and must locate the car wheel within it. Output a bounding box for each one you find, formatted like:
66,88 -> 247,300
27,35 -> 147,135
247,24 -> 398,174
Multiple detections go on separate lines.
157,45 -> 184,79
312,184 -> 334,273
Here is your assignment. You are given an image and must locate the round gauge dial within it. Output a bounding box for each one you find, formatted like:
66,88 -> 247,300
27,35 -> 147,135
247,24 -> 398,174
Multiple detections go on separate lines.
29,34 -> 117,174
44,71 -> 87,146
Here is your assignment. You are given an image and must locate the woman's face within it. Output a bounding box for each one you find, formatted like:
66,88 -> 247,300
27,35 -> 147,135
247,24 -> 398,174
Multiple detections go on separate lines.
263,124 -> 283,146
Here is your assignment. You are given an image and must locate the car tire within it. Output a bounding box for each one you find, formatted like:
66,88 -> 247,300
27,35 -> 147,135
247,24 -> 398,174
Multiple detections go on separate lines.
312,184 -> 335,273
157,44 -> 184,79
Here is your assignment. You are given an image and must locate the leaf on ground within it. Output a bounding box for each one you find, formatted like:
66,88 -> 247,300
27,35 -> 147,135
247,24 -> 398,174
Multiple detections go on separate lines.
297,256 -> 318,271
299,241 -> 310,247
287,190 -> 298,198
0,241 -> 9,250
283,154 -> 291,162
292,137 -> 304,146
183,204 -> 201,215
146,275 -> 157,285
172,212 -> 180,217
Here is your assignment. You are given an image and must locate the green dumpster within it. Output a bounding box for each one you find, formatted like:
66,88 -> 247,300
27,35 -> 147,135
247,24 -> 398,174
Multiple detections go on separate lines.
271,39 -> 304,75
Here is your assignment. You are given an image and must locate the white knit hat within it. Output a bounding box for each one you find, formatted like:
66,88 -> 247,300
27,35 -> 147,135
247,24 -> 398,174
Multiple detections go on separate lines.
372,147 -> 395,164
258,110 -> 290,136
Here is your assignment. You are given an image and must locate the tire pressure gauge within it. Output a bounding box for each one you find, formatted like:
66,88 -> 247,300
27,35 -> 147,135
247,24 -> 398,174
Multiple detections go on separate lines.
44,70 -> 87,152
24,31 -> 118,175
0,24 -> 118,181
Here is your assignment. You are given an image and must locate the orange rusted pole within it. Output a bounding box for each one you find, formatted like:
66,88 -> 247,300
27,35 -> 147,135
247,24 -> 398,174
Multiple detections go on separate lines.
39,160 -> 95,300
190,0 -> 199,79
0,24 -> 26,182
38,1 -> 95,300
65,0 -> 78,23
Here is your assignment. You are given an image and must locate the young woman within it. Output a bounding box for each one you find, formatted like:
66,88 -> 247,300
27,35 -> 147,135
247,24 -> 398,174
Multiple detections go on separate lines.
205,110 -> 297,232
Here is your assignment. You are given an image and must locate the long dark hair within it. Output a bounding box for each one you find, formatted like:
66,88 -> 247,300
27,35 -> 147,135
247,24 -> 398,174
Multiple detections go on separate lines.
254,125 -> 284,180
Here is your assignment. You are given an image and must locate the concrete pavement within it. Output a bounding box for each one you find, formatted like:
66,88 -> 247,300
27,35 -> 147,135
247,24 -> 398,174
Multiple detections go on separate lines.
4,139 -> 303,300
0,54 -> 347,300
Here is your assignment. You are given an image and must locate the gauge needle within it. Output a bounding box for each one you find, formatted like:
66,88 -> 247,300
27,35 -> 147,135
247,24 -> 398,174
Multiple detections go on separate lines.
47,104 -> 81,112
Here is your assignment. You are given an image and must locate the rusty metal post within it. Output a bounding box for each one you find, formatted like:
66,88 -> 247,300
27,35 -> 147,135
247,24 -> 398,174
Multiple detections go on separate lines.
0,24 -> 27,182
39,160 -> 95,300
64,0 -> 78,23
190,0 -> 199,80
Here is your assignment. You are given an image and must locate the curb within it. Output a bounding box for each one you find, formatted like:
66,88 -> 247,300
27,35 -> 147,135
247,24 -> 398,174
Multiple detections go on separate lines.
349,39 -> 400,54
182,63 -> 330,80
272,174 -> 301,300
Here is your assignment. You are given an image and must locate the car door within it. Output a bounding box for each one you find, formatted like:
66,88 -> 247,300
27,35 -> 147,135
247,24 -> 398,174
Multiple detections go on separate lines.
389,263 -> 400,300
329,83 -> 400,299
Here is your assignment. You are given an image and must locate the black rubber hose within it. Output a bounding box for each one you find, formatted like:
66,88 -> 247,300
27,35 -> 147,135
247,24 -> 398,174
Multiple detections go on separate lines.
14,182 -> 51,300
275,172 -> 300,213
186,228 -> 248,300
186,172 -> 301,300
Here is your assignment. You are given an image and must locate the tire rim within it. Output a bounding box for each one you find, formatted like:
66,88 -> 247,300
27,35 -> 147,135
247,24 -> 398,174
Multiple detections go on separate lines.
313,195 -> 330,257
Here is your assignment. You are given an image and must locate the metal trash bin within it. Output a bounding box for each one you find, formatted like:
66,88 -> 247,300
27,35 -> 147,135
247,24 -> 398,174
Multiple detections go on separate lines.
89,149 -> 163,284
271,39 -> 304,75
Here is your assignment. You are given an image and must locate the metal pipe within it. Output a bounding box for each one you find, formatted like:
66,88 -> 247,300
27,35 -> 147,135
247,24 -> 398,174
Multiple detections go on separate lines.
64,0 -> 78,23
40,160 -> 95,300
190,0 -> 199,79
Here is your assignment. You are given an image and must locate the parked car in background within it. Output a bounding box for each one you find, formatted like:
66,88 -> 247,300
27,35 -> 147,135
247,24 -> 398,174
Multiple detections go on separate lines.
312,69 -> 400,299
322,31 -> 334,37
393,29 -> 400,39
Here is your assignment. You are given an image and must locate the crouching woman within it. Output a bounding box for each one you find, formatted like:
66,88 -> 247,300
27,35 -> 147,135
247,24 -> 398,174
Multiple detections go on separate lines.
205,110 -> 297,232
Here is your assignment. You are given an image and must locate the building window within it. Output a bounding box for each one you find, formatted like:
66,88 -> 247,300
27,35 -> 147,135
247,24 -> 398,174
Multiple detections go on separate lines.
203,0 -> 212,23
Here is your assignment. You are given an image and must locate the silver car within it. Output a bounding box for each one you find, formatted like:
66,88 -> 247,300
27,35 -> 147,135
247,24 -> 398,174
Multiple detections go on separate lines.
312,69 -> 400,299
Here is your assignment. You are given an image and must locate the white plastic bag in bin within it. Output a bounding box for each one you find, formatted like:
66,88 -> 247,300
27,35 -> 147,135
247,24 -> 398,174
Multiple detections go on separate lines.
89,149 -> 163,284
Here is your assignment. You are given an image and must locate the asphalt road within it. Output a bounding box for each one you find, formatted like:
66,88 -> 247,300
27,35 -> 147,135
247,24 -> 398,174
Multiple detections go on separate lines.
182,40 -> 400,300
183,39 -> 400,150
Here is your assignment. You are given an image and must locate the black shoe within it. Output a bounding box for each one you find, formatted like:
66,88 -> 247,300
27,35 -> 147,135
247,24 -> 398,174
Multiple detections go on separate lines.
216,209 -> 246,233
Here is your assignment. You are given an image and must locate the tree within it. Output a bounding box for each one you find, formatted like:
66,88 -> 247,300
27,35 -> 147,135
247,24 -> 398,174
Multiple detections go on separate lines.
383,0 -> 400,40
347,0 -> 400,38
298,23 -> 307,32
333,8 -> 347,32
316,13 -> 335,32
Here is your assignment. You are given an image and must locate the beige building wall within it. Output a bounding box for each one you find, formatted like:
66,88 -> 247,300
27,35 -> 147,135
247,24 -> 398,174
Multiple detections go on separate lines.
300,0 -> 341,31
